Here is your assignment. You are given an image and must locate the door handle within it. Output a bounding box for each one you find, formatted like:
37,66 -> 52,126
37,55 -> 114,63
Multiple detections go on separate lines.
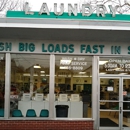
120,107 -> 122,114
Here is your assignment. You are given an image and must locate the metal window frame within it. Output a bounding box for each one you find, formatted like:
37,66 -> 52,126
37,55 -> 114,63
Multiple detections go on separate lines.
49,54 -> 55,118
92,56 -> 99,130
4,53 -> 11,119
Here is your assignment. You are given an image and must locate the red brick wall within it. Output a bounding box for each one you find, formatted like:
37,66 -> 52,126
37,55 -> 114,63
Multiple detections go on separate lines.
0,120 -> 93,130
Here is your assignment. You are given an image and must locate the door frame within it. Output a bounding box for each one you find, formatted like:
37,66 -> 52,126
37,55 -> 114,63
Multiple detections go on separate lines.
98,75 -> 130,130
121,77 -> 130,130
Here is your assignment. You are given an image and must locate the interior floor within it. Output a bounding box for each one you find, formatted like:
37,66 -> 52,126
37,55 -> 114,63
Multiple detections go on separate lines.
100,111 -> 130,127
87,107 -> 130,127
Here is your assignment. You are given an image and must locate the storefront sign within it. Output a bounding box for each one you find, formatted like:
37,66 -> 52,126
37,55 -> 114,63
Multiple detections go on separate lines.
60,57 -> 87,71
6,2 -> 130,21
104,59 -> 130,72
24,2 -> 118,17
1,41 -> 130,55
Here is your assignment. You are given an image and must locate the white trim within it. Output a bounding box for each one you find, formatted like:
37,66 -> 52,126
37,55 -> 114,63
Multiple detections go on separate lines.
4,53 -> 11,119
92,56 -> 99,130
0,18 -> 130,31
0,23 -> 130,31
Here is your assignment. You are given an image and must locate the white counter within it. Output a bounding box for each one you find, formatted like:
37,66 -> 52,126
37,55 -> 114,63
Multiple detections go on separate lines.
18,101 -> 83,118
31,101 -> 45,116
70,101 -> 83,118
18,101 -> 32,117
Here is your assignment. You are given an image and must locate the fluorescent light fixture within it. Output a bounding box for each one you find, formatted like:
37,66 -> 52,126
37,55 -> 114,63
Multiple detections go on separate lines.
79,72 -> 86,74
100,72 -> 106,74
33,74 -> 38,76
23,73 -> 38,76
40,71 -> 45,73
41,74 -> 51,76
23,73 -> 30,76
118,73 -> 127,75
60,66 -> 68,69
58,75 -> 71,77
114,68 -> 120,70
40,74 -> 45,76
99,61 -> 108,65
73,75 -> 89,77
34,64 -> 41,68
60,60 -> 71,65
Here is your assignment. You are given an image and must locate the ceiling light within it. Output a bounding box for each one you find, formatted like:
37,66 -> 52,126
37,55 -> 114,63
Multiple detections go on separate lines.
23,73 -> 38,76
60,60 -> 71,65
100,72 -> 106,74
114,68 -> 120,70
40,71 -> 45,73
73,75 -> 89,77
79,72 -> 86,74
23,73 -> 30,76
34,64 -> 41,68
60,66 -> 68,69
118,73 -> 127,75
33,74 -> 38,76
58,75 -> 71,77
40,74 -> 45,76
99,61 -> 108,65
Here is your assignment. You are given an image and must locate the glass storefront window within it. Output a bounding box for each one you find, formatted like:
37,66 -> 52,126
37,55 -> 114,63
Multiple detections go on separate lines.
10,54 -> 49,117
55,55 -> 92,118
123,79 -> 130,102
0,54 -> 5,116
99,57 -> 130,75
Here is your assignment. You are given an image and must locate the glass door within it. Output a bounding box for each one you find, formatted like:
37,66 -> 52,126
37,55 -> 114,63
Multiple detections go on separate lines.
99,56 -> 130,130
99,77 -> 120,130
122,78 -> 130,130
98,76 -> 130,130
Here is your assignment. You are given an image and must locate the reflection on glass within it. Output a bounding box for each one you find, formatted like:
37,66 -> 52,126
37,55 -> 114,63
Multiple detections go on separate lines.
100,111 -> 119,127
55,55 -> 92,118
10,54 -> 49,117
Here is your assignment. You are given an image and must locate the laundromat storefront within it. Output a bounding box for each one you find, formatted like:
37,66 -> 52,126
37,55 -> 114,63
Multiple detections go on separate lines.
0,10 -> 130,130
